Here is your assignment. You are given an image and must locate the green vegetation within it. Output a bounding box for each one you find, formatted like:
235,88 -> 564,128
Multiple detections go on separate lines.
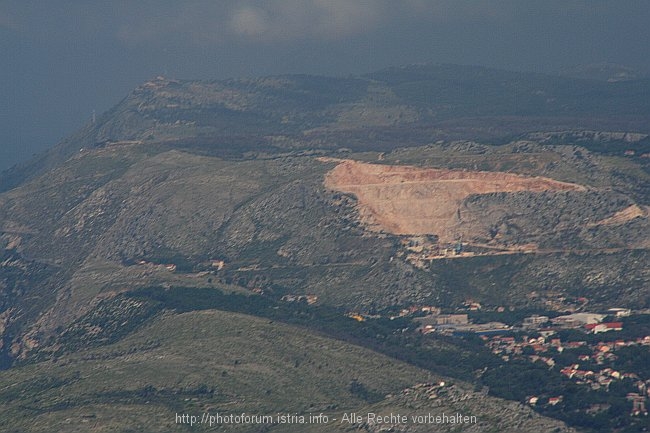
0,306 -> 435,432
28,285 -> 648,432
1,65 -> 650,431
367,64 -> 650,118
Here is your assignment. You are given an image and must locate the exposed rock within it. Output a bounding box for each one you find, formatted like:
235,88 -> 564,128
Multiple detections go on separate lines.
324,159 -> 585,243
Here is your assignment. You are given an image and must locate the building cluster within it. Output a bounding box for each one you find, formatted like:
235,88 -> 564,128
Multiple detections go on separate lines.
523,310 -> 629,334
345,300 -> 647,417
415,314 -> 510,336
487,333 -> 650,415
405,306 -> 632,337
391,301 -> 484,321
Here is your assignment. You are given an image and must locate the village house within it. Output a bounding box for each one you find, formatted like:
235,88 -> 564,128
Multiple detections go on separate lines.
552,313 -> 605,328
414,314 -> 469,327
522,315 -> 549,328
607,308 -> 631,317
584,322 -> 623,334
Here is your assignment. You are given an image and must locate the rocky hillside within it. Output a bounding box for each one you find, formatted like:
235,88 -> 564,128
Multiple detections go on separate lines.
4,64 -> 650,192
324,158 -> 587,241
0,65 -> 649,432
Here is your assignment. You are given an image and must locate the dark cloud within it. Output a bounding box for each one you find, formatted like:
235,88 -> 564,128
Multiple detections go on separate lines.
2,1 -> 650,171
112,1 -> 386,45
102,1 -> 516,46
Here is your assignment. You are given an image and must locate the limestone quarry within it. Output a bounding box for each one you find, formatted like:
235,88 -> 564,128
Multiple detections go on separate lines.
590,204 -> 649,227
324,159 -> 587,243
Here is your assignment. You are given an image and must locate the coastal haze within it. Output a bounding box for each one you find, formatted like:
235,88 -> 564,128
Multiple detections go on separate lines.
2,1 -> 650,171
1,2 -> 650,433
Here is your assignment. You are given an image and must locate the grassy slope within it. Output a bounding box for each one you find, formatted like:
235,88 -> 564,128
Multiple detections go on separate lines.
0,308 -> 572,433
0,309 -> 433,432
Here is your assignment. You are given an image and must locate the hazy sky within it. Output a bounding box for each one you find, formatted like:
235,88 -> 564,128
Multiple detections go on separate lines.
2,1 -> 650,171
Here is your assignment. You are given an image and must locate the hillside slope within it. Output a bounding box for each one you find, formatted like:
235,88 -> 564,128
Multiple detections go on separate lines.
4,64 -> 650,192
0,65 -> 649,432
0,308 -> 572,433
0,141 -> 648,362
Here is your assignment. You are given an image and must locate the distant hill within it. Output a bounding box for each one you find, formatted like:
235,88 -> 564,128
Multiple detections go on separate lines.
4,64 -> 650,192
558,63 -> 645,82
0,64 -> 648,432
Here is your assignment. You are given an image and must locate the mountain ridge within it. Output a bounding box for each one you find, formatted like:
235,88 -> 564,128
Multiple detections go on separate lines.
4,63 -> 650,192
0,64 -> 648,432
